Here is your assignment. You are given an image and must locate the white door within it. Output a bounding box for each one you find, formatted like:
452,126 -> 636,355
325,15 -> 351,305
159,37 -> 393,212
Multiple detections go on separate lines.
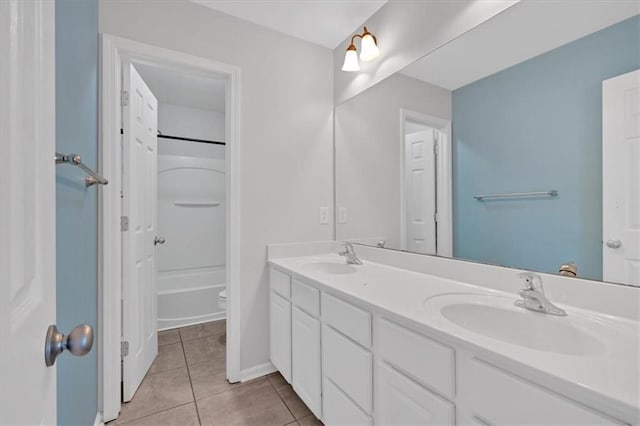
0,1 -> 57,424
404,130 -> 437,254
603,69 -> 640,286
122,63 -> 159,400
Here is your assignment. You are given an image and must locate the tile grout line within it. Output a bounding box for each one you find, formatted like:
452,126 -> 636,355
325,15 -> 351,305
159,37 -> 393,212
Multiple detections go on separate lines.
116,401 -> 195,426
179,331 -> 226,344
266,375 -> 299,425
181,328 -> 203,426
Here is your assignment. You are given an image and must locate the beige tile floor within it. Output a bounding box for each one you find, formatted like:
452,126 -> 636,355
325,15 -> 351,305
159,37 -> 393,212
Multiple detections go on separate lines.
110,320 -> 322,426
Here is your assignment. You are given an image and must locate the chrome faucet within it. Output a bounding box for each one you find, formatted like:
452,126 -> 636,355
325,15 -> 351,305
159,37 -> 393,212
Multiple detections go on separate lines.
515,272 -> 567,316
339,242 -> 363,265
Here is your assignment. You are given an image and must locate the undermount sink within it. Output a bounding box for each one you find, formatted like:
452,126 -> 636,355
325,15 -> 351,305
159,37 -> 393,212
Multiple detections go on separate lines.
425,293 -> 605,356
302,261 -> 359,275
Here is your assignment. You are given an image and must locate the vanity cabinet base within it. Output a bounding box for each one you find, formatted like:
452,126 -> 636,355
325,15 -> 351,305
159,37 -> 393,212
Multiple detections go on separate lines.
268,266 -> 630,426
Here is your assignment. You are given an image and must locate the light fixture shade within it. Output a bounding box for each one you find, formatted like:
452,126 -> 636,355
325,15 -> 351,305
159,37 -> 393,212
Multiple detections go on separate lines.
342,48 -> 360,72
360,33 -> 379,61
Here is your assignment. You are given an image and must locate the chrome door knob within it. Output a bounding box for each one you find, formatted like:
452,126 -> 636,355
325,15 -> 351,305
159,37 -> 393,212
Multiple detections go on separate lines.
606,239 -> 622,249
44,324 -> 93,367
154,236 -> 166,245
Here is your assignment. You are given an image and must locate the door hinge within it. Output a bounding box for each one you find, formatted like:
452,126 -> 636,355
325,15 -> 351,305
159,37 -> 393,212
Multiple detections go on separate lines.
121,90 -> 129,107
121,341 -> 129,358
434,212 -> 439,222
121,215 -> 129,232
433,142 -> 439,155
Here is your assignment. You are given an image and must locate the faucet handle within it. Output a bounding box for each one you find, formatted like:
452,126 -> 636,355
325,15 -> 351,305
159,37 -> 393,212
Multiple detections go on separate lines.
518,272 -> 543,291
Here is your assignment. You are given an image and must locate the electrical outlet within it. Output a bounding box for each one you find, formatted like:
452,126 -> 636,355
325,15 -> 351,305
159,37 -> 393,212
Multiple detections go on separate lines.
338,207 -> 348,224
319,207 -> 329,225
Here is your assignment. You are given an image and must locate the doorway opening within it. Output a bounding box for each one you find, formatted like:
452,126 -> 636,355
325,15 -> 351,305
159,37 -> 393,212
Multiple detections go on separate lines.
100,35 -> 241,423
399,109 -> 453,257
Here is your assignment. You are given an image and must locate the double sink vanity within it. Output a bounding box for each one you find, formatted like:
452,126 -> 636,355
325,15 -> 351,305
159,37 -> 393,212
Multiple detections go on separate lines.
268,242 -> 639,425
267,4 -> 640,424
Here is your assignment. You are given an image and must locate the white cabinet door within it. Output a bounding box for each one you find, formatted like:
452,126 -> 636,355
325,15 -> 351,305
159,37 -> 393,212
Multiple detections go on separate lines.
376,362 -> 455,426
292,306 -> 322,418
270,291 -> 292,382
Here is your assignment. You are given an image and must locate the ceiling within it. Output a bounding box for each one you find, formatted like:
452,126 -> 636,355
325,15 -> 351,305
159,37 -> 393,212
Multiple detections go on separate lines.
133,61 -> 226,112
190,0 -> 388,49
402,1 -> 640,90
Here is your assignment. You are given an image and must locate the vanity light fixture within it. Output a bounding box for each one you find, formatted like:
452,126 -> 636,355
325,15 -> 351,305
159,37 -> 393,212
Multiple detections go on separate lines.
341,26 -> 380,72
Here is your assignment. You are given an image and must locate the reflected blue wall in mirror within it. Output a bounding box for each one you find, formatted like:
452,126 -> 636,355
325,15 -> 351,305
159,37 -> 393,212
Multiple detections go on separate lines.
452,15 -> 639,280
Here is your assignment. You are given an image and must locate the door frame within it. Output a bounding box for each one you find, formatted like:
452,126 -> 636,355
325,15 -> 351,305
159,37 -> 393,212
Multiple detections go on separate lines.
399,109 -> 453,257
99,34 -> 241,421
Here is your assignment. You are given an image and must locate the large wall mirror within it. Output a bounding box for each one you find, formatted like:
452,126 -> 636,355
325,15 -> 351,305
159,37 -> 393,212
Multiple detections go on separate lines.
335,2 -> 640,286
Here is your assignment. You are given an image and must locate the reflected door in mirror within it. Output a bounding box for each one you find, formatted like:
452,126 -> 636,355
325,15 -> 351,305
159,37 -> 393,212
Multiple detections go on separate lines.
404,127 -> 438,254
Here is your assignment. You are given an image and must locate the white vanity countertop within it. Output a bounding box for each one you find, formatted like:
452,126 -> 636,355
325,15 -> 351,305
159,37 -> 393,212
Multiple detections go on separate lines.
269,253 -> 640,422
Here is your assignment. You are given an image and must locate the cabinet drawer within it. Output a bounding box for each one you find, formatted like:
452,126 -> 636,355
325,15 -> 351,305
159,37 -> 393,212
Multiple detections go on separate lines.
322,293 -> 371,348
465,359 -> 620,425
376,362 -> 455,426
323,325 -> 373,414
378,318 -> 455,400
323,378 -> 372,426
292,278 -> 320,317
270,267 -> 291,298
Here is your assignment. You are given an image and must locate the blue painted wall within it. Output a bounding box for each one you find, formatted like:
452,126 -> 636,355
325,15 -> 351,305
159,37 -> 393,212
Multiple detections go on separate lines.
452,16 -> 640,280
56,0 -> 99,424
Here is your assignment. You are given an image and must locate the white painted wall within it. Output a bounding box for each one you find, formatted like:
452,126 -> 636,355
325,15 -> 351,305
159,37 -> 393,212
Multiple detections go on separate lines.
335,73 -> 451,248
99,0 -> 334,372
159,103 -> 225,142
158,103 -> 225,159
333,0 -> 518,105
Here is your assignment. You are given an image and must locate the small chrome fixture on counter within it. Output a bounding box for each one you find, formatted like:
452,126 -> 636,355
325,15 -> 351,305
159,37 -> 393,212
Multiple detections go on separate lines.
474,190 -> 558,201
559,262 -> 577,277
515,272 -> 567,316
55,152 -> 108,187
342,26 -> 380,72
339,242 -> 363,265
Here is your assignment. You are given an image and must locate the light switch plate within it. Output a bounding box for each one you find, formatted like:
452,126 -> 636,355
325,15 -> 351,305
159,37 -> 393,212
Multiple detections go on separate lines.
319,207 -> 329,225
338,207 -> 348,224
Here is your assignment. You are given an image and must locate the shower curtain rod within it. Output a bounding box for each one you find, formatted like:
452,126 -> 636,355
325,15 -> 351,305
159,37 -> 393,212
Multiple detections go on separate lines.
157,133 -> 226,146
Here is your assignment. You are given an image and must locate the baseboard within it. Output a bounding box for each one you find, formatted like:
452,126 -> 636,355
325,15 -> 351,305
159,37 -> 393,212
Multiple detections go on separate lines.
240,361 -> 276,382
94,412 -> 104,426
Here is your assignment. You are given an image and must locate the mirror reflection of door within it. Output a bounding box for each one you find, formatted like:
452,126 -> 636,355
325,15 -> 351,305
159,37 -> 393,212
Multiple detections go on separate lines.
403,120 -> 440,255
603,69 -> 640,286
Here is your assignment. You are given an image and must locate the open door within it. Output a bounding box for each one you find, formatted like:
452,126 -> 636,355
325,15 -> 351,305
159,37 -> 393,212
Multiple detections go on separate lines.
404,129 -> 438,255
603,69 -> 640,286
0,1 -> 57,424
122,62 -> 160,400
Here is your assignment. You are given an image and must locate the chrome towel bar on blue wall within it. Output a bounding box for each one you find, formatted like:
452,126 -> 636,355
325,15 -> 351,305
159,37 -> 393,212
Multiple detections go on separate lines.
55,152 -> 108,187
474,190 -> 558,201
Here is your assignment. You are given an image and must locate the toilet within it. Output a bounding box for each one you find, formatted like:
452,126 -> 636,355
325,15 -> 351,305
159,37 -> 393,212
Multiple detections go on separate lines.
218,289 -> 227,310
